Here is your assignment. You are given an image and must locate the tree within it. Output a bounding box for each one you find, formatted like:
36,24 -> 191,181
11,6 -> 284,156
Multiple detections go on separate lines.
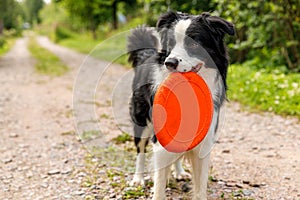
61,0 -> 137,38
0,0 -> 24,35
24,0 -> 44,25
61,0 -> 110,39
214,0 -> 300,72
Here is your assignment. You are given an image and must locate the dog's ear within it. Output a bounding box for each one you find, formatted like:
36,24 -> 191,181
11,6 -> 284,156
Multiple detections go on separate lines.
201,12 -> 235,36
156,11 -> 179,30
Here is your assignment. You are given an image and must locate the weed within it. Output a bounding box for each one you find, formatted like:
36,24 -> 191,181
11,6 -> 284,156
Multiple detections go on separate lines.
123,186 -> 145,199
112,132 -> 133,144
81,130 -> 101,140
100,113 -> 110,119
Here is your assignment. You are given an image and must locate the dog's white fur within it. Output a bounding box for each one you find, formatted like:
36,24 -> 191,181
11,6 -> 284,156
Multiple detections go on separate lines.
167,19 -> 204,73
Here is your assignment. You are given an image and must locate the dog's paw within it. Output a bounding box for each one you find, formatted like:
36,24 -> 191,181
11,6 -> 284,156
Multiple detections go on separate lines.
174,170 -> 191,181
130,174 -> 145,186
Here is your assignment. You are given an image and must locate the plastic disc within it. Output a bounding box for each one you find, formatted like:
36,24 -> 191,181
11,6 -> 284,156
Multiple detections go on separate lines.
152,72 -> 213,153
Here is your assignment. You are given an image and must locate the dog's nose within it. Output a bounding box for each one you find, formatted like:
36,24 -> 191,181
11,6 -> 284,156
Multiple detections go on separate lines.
164,58 -> 179,70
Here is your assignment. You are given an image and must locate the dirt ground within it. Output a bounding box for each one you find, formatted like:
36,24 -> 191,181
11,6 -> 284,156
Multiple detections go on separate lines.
0,36 -> 299,200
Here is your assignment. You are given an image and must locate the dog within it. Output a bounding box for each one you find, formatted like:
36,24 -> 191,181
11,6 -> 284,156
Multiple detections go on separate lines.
127,11 -> 234,199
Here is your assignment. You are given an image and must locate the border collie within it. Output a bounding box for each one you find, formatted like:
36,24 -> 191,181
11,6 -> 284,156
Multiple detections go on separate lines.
127,11 -> 234,199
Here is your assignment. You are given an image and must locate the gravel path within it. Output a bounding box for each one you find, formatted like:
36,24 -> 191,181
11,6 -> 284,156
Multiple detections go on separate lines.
0,36 -> 299,200
0,36 -> 86,199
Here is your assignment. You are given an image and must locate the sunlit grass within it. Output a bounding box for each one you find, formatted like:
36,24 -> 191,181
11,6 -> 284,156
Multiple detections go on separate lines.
228,64 -> 300,118
58,31 -> 129,66
0,37 -> 16,56
28,37 -> 69,76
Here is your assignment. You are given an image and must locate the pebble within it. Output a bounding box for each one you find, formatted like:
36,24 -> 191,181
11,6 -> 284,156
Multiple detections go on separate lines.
242,189 -> 254,196
40,183 -> 49,188
74,190 -> 85,196
249,183 -> 261,188
233,191 -> 242,197
222,149 -> 230,153
9,133 -> 19,138
47,169 -> 61,175
225,182 -> 236,187
61,168 -> 72,174
3,158 -> 13,164
109,193 -> 116,198
242,180 -> 250,184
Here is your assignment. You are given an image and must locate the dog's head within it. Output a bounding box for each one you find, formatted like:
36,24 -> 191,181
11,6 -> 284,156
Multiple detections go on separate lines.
156,11 -> 234,86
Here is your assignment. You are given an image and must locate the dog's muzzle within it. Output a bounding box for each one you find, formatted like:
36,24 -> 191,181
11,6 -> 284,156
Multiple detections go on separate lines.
164,58 -> 179,70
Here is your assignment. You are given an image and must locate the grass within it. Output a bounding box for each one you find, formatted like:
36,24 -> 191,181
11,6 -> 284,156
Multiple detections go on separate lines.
28,37 -> 69,76
112,132 -> 132,144
58,31 -> 129,66
55,18 -> 147,67
0,37 -> 16,56
227,63 -> 300,118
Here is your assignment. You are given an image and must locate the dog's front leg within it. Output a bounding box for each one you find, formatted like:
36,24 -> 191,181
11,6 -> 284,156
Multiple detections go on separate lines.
153,165 -> 169,200
189,150 -> 210,200
152,144 -> 180,200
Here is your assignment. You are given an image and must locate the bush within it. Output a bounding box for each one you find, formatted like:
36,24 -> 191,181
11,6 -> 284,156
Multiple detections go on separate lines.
0,37 -> 6,49
54,25 -> 74,42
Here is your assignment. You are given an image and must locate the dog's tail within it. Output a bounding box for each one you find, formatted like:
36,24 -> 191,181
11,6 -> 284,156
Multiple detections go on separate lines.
127,26 -> 159,68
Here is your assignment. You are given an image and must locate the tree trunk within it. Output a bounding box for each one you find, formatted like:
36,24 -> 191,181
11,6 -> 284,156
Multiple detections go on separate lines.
112,0 -> 118,30
0,19 -> 3,35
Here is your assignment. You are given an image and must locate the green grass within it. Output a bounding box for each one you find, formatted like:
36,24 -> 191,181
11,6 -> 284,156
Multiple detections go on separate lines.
228,64 -> 300,118
56,18 -> 147,67
0,37 -> 16,56
28,37 -> 69,76
58,32 -> 98,54
112,132 -> 133,144
58,31 -> 129,66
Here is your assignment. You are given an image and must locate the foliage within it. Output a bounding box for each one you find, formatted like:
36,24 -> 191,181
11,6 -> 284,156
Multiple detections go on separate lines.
141,0 -> 217,25
0,33 -> 17,56
213,0 -> 300,72
54,25 -> 74,42
0,0 -> 24,35
228,64 -> 300,118
24,0 -> 44,25
28,37 -> 69,76
59,0 -> 137,38
0,37 -> 5,49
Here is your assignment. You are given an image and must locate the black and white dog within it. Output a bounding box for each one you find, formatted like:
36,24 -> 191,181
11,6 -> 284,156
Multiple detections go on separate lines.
127,11 -> 234,199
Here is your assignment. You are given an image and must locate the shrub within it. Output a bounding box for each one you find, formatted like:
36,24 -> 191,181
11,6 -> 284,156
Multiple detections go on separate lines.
54,25 -> 74,42
0,37 -> 6,49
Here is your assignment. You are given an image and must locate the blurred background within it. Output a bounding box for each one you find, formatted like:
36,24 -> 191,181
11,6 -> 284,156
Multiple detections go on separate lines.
0,0 -> 299,118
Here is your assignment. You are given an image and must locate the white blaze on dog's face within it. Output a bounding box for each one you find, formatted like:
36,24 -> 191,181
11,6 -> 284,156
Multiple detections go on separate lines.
164,19 -> 204,72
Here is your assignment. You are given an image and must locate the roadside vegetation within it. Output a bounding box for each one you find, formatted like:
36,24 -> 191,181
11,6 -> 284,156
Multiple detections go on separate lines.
34,0 -> 300,119
228,64 -> 300,118
0,0 -> 45,55
28,36 -> 69,76
0,34 -> 16,56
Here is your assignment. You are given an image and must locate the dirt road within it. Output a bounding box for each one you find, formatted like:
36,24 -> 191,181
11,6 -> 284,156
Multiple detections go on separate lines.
0,36 -> 299,200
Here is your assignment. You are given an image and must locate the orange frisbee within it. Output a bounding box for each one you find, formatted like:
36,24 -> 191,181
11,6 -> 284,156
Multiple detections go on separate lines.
152,72 -> 213,153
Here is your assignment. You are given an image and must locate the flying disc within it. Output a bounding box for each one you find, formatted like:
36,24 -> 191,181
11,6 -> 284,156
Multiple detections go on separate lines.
152,72 -> 213,153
